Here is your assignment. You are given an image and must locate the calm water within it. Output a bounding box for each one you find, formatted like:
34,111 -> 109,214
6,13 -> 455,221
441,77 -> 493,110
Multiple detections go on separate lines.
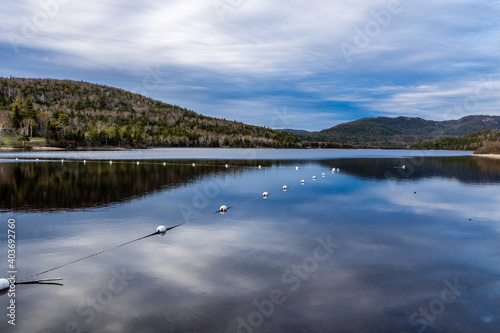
0,149 -> 499,333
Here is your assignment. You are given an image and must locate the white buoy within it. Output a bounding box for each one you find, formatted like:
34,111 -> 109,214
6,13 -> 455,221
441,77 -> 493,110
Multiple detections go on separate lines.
220,205 -> 228,214
295,166 -> 299,170
163,162 -> 166,166
156,225 -> 167,233
258,165 -> 262,169
322,173 -> 325,177
137,161 -> 140,165
262,192 -> 269,198
16,158 -> 19,161
0,278 -> 9,290
283,185 -> 288,191
312,176 -> 316,180
336,168 -> 340,172
301,180 -> 305,185
192,163 -> 196,167
83,160 -> 86,164
402,165 -> 406,169
110,160 -> 113,165
61,159 -> 64,163
36,159 -> 39,161
225,164 -> 229,168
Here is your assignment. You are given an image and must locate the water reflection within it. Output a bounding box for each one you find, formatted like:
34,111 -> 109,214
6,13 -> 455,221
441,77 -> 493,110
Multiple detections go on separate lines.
0,155 -> 499,333
2,156 -> 500,212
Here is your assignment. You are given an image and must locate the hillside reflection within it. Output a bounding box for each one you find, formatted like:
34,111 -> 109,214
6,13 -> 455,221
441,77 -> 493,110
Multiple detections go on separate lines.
0,160 -> 270,212
320,156 -> 500,183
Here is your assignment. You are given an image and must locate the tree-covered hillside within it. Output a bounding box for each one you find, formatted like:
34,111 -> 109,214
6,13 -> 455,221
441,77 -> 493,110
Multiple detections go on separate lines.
0,77 -> 301,148
293,116 -> 500,148
411,129 -> 500,153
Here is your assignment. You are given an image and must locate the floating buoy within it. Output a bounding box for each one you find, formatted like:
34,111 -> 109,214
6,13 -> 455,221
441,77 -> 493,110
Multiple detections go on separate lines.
0,278 -> 9,290
83,160 -> 86,164
332,168 -> 335,172
402,165 -> 406,170
163,162 -> 166,166
15,158 -> 19,161
296,166 -> 299,170
192,163 -> 196,167
225,164 -> 229,168
262,192 -> 269,198
137,161 -> 140,165
110,161 -> 113,165
156,225 -> 167,233
322,173 -> 325,177
36,159 -> 39,161
301,180 -> 305,185
220,205 -> 228,214
258,165 -> 262,169
283,185 -> 288,191
61,159 -> 64,163
312,176 -> 316,180
336,168 -> 340,172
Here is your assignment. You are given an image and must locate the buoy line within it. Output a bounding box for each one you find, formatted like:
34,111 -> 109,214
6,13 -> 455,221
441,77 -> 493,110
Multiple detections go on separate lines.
4,157 -> 343,172
2,163 -> 340,290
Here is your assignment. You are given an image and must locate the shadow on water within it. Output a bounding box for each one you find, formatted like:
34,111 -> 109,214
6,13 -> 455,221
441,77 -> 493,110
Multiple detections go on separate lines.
0,160 -> 275,212
2,156 -> 500,212
319,156 -> 500,184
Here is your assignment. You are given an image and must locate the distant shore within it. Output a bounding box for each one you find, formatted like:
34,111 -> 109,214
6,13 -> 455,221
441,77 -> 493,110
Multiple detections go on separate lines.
472,153 -> 500,159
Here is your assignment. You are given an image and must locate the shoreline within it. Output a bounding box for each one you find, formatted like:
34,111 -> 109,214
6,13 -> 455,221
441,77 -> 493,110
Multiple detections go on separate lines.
472,153 -> 500,159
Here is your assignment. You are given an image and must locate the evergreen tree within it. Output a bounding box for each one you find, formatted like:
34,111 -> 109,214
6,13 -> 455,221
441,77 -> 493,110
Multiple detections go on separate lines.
11,97 -> 23,129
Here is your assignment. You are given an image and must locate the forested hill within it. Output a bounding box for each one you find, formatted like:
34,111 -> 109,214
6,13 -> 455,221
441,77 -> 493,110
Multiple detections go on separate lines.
292,115 -> 500,148
0,77 -> 300,148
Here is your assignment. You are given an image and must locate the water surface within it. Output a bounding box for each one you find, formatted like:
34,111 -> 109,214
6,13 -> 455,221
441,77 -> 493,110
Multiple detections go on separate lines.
0,149 -> 499,333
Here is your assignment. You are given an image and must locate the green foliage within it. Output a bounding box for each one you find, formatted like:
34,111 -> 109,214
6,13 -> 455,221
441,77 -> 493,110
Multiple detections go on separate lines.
0,77 -> 303,148
412,129 -> 500,152
295,116 -> 500,149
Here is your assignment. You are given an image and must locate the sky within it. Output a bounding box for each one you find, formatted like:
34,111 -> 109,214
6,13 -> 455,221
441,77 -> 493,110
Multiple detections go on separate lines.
1,0 -> 500,131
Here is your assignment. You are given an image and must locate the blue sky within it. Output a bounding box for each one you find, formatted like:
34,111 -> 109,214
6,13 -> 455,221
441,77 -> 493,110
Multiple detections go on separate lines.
1,0 -> 499,131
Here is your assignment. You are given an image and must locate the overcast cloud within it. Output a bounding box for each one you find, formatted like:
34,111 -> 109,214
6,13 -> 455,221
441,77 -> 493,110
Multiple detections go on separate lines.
1,0 -> 499,130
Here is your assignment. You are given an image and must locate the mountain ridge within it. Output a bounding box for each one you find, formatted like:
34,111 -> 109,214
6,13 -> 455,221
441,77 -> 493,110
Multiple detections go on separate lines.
285,115 -> 500,148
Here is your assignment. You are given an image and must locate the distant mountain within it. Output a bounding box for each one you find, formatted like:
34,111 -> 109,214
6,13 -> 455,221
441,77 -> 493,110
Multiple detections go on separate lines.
0,78 -> 301,148
298,116 -> 500,148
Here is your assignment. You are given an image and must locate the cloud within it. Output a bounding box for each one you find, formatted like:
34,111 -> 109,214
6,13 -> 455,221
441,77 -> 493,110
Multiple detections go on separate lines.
1,0 -> 499,130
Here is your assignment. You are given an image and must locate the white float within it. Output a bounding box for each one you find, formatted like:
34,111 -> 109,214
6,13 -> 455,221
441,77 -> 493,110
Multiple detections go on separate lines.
337,168 -> 340,172
193,163 -> 196,167
225,164 -> 229,168
301,180 -> 305,184
283,185 -> 288,191
262,192 -> 269,198
220,205 -> 228,214
156,225 -> 167,233
83,160 -> 86,164
322,173 -> 325,177
137,161 -> 140,165
110,161 -> 113,165
296,166 -> 299,170
258,165 -> 262,169
0,278 -> 9,290
163,162 -> 166,166
312,176 -> 316,180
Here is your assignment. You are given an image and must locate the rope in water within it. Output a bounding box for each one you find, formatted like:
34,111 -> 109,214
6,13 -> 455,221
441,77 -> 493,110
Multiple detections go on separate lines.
15,164 -> 340,284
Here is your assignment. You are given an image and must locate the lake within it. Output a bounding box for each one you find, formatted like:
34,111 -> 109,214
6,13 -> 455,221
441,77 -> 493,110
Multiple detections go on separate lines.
0,149 -> 499,333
